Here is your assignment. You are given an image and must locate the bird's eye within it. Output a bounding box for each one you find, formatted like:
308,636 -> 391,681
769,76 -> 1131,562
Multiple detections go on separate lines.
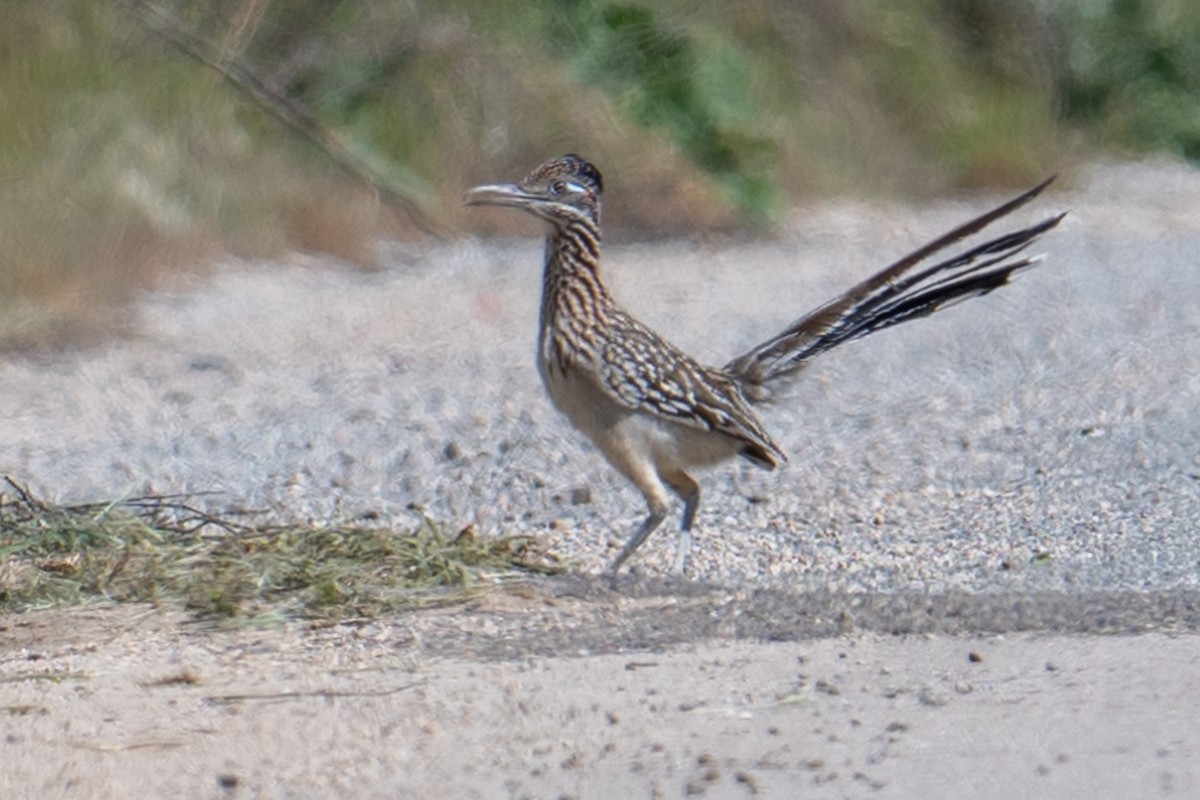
550,180 -> 567,196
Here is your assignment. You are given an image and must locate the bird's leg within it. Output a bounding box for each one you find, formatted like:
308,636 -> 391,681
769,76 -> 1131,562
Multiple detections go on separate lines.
672,480 -> 701,575
673,531 -> 692,576
606,505 -> 668,584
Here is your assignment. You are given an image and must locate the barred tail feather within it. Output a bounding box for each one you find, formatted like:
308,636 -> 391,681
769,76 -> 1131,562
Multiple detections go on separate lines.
727,178 -> 1065,401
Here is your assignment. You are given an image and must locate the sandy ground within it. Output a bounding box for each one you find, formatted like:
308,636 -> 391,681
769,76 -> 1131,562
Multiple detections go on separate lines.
2,585 -> 1198,800
3,158 -> 1200,797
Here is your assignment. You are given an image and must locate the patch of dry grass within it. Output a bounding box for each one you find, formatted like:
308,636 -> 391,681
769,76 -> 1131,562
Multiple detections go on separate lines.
0,477 -> 563,622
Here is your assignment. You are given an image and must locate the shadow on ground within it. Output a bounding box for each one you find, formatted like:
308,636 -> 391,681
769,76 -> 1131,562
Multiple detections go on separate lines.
386,575 -> 1200,660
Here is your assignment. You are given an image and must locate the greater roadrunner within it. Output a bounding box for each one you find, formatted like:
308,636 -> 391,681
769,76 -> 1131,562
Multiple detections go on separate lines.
466,154 -> 1064,578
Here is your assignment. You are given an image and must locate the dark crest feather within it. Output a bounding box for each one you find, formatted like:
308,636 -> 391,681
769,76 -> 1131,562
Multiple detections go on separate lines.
558,153 -> 604,195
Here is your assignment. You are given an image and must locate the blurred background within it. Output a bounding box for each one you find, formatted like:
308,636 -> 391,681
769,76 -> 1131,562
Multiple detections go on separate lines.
2,0 -> 1198,348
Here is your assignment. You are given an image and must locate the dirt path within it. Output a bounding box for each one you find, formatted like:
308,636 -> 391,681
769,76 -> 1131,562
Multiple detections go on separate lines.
3,585 -> 1198,800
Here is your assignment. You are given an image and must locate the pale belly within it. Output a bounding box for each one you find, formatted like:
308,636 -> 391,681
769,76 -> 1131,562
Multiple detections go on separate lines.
538,358 -> 740,481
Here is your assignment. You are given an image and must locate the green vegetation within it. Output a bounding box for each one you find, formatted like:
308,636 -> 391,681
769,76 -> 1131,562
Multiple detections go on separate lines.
1,0 -> 1198,344
548,2 -> 782,218
0,478 -> 562,621
1056,0 -> 1200,159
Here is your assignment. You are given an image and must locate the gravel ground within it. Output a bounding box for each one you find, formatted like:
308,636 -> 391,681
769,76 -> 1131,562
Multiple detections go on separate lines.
3,159 -> 1198,594
3,159 -> 1200,800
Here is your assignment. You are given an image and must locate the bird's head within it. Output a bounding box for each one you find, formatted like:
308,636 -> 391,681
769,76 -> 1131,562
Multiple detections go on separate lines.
464,154 -> 603,228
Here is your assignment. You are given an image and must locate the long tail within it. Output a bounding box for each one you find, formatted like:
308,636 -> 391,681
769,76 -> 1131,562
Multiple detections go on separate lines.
726,177 -> 1066,400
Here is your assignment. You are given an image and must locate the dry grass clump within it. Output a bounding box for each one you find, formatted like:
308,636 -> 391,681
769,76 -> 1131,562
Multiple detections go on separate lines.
0,477 -> 561,621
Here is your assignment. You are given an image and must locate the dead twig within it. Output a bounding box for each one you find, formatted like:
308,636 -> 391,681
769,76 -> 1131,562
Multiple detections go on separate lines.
125,0 -> 447,238
205,680 -> 425,705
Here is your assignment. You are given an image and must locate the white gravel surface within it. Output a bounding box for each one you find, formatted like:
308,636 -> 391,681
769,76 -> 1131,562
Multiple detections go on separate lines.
3,159 -> 1199,593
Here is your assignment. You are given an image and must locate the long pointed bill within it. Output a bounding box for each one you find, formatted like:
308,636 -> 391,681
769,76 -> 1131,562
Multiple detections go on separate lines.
463,183 -> 540,208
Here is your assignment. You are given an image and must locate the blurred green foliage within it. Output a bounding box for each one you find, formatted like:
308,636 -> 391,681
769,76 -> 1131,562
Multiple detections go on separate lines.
548,2 -> 780,219
2,0 -> 1199,343
1056,0 -> 1200,159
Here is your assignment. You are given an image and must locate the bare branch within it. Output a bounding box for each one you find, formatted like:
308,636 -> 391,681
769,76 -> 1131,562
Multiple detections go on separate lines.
127,0 -> 447,238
